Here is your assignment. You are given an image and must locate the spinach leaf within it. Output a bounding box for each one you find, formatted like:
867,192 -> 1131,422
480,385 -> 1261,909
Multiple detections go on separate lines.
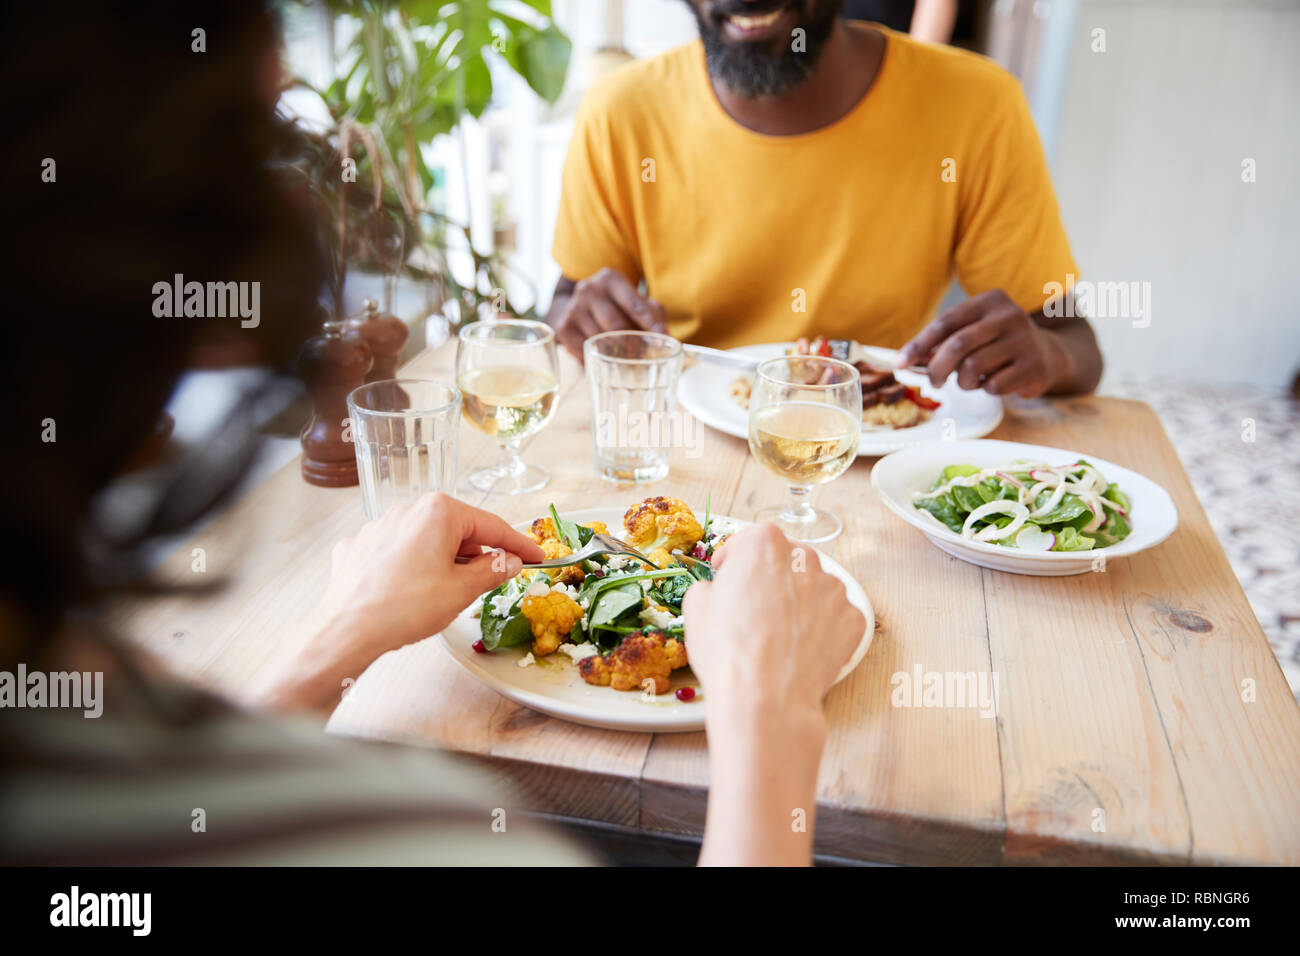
1030,494 -> 1089,526
1103,483 -> 1131,512
479,572 -> 558,650
587,581 -> 643,630
1092,509 -> 1132,548
484,612 -> 532,650
549,504 -> 594,551
976,479 -> 1011,504
940,464 -> 980,483
480,578 -> 534,650
915,493 -> 964,533
647,559 -> 713,612
1054,527 -> 1095,552
588,583 -> 646,650
950,484 -> 985,514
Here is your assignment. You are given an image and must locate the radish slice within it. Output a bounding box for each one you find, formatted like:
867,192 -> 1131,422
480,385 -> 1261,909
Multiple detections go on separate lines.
1015,527 -> 1056,551
962,500 -> 1030,541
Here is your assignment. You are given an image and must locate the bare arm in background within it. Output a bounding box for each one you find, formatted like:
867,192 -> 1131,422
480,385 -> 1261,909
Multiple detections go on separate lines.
910,0 -> 958,44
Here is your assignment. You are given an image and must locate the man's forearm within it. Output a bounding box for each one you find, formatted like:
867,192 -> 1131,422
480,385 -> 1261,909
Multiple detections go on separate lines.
1038,313 -> 1103,395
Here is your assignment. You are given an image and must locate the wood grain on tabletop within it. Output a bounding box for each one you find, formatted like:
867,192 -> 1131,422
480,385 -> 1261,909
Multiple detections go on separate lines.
109,344 -> 1300,865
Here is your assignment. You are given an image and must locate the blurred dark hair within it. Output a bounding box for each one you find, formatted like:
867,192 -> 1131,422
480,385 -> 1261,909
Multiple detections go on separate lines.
2,3 -> 326,642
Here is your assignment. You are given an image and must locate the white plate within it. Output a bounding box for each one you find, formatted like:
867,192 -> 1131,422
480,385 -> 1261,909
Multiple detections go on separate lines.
678,343 -> 1004,457
871,439 -> 1179,576
437,508 -> 875,733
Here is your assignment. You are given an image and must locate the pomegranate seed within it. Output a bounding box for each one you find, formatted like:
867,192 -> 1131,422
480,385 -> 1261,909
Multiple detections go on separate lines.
472,640 -> 488,654
691,543 -> 707,559
591,569 -> 605,578
675,687 -> 696,702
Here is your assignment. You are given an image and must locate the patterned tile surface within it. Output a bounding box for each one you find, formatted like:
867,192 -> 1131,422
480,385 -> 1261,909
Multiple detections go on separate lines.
1100,376 -> 1300,697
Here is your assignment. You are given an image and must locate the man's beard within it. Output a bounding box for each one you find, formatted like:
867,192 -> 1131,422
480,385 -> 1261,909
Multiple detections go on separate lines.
688,1 -> 844,99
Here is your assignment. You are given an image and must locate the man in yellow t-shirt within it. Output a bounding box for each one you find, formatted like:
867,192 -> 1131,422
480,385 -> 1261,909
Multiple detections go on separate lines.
548,2 -> 1101,398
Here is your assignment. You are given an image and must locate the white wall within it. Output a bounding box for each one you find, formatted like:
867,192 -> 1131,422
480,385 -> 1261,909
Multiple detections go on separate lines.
1053,0 -> 1300,390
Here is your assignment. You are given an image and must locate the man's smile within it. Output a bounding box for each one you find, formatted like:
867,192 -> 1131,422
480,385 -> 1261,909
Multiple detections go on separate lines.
719,4 -> 796,43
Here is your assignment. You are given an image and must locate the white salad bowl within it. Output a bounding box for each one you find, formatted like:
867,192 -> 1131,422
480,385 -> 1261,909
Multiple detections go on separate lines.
870,439 -> 1179,576
437,507 -> 875,733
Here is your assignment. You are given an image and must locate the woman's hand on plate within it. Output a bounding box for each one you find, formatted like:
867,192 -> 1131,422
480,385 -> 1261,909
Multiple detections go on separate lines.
249,493 -> 544,713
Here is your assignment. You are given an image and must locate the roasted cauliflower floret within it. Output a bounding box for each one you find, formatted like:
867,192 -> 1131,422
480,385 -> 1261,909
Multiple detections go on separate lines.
527,517 -> 609,543
623,496 -> 703,567
520,590 -> 584,657
537,537 -> 584,586
578,629 -> 688,694
526,517 -> 561,544
526,516 -> 606,586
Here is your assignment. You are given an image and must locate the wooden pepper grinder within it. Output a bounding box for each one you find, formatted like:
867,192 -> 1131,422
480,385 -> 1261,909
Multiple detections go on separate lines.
346,297 -> 408,383
300,317 -> 373,487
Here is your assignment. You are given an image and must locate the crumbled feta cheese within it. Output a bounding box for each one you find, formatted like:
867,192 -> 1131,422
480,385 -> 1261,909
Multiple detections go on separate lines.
605,553 -> 634,570
523,579 -> 550,598
708,517 -> 738,536
488,593 -> 514,618
551,582 -> 579,600
517,652 -> 536,668
558,642 -> 599,662
579,597 -> 590,610
639,605 -> 682,629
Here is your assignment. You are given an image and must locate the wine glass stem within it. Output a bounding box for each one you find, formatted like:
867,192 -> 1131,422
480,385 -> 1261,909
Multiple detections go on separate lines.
498,439 -> 526,477
784,484 -> 815,524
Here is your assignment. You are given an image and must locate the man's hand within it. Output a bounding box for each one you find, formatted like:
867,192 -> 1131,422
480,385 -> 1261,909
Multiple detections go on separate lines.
250,493 -> 544,713
896,289 -> 1101,398
547,268 -> 667,361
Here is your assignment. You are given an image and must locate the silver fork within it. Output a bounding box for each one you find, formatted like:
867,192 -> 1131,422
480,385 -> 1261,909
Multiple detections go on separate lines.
684,341 -> 930,376
453,532 -> 657,569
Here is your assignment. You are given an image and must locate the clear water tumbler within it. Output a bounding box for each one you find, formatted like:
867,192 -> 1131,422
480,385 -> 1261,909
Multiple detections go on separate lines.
584,331 -> 683,483
347,379 -> 460,519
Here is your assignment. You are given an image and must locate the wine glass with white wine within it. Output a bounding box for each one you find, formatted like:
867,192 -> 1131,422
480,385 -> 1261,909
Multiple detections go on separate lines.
456,319 -> 560,494
748,354 -> 862,543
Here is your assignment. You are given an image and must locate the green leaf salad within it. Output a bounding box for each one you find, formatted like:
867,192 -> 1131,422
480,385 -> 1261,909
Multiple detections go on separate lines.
912,461 -> 1132,552
476,501 -> 727,653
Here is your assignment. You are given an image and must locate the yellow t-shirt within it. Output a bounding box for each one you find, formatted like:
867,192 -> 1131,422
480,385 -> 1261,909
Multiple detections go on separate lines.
552,25 -> 1078,350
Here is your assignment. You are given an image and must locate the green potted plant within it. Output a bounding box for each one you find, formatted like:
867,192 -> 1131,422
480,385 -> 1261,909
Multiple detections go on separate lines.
277,0 -> 571,330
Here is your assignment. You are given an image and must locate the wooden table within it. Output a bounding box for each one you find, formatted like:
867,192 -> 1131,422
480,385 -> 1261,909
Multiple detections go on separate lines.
112,343 -> 1300,865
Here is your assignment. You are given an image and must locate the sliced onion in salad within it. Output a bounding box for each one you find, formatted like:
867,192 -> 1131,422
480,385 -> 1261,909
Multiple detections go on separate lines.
961,500 -> 1030,542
